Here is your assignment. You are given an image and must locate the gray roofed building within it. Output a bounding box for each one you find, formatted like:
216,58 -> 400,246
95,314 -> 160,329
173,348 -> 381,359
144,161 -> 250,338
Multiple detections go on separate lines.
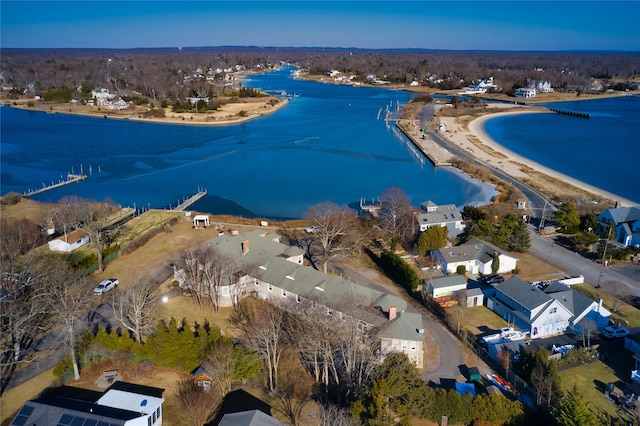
218,410 -> 284,426
427,275 -> 468,299
432,238 -> 518,275
11,381 -> 164,426
199,230 -> 423,367
416,200 -> 466,236
488,277 -> 610,339
597,206 -> 640,248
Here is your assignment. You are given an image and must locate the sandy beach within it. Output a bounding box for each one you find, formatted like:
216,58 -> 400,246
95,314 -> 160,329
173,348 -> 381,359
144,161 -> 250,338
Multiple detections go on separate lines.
435,108 -> 638,207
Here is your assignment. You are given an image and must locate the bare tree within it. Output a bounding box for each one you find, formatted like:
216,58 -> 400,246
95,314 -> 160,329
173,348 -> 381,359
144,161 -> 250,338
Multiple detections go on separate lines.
378,187 -> 414,249
305,202 -> 357,274
203,339 -> 235,395
231,300 -> 287,392
451,290 -> 468,334
173,244 -> 238,311
305,403 -> 356,426
0,217 -> 47,273
577,318 -> 598,348
58,197 -> 120,272
35,263 -> 92,380
176,378 -> 221,426
112,276 -> 160,343
271,351 -> 313,426
601,280 -> 633,313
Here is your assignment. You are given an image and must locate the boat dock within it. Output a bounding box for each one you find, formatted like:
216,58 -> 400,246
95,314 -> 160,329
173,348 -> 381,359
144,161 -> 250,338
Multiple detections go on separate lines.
395,121 -> 453,167
547,108 -> 590,118
170,188 -> 208,211
23,173 -> 87,197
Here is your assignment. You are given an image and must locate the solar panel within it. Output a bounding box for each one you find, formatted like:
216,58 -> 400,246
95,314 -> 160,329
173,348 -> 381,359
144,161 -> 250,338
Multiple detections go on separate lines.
83,420 -> 98,426
17,406 -> 35,417
11,414 -> 29,426
58,414 -> 74,425
70,416 -> 86,426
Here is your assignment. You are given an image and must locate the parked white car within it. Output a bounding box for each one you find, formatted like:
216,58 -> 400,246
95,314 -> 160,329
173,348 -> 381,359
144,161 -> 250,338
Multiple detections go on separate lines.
93,278 -> 119,295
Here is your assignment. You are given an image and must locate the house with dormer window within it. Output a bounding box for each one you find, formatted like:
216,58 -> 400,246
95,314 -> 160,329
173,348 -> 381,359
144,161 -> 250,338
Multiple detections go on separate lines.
488,276 -> 610,339
175,230 -> 425,367
415,200 -> 465,236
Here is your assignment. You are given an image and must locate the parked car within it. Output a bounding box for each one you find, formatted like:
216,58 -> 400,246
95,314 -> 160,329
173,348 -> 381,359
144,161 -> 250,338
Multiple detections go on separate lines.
602,326 -> 629,339
483,274 -> 505,285
93,278 -> 119,295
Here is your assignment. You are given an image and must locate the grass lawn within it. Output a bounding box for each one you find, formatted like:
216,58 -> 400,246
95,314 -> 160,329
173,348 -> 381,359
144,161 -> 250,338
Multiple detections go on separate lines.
572,284 -> 640,327
456,305 -> 511,338
559,347 -> 635,421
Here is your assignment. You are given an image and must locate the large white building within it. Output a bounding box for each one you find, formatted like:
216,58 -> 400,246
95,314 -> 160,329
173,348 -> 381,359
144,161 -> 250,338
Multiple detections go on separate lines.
415,200 -> 466,237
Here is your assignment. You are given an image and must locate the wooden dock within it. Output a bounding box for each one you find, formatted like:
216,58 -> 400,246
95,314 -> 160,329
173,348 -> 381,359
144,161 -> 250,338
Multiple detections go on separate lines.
171,188 -> 208,211
23,173 -> 87,197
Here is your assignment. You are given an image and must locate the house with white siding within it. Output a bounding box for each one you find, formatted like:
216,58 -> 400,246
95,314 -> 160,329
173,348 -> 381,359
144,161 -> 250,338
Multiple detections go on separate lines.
488,277 -> 610,339
48,229 -> 90,252
597,206 -> 640,248
415,200 -> 465,236
431,238 -> 517,275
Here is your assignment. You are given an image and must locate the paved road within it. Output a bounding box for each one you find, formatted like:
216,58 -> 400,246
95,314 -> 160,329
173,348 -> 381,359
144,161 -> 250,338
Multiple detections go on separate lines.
329,259 -> 484,385
416,105 -> 554,222
528,226 -> 640,291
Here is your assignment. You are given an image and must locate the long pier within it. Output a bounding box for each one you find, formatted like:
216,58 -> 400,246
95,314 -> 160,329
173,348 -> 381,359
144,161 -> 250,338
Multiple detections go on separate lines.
170,188 -> 208,211
547,108 -> 590,118
23,173 -> 87,197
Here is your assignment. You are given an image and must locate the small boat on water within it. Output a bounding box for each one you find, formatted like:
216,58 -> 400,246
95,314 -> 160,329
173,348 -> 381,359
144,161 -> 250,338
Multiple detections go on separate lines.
481,327 -> 526,344
487,373 -> 511,391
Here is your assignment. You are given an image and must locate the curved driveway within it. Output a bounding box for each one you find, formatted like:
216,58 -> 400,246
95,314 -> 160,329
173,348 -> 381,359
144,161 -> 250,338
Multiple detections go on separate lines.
329,260 -> 478,384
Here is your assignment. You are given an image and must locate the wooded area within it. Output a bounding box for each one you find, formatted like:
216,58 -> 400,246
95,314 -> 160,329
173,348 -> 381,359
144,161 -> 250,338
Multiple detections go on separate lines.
2,47 -> 639,103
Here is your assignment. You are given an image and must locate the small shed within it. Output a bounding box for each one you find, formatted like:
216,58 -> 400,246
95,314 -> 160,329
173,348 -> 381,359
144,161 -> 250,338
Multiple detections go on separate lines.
48,229 -> 90,252
191,365 -> 215,391
192,214 -> 210,229
466,288 -> 484,308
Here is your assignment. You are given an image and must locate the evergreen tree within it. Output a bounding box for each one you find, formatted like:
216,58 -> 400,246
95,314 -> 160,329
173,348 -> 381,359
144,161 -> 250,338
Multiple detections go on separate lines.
491,252 -> 500,273
555,387 -> 599,426
552,203 -> 581,233
414,226 -> 448,256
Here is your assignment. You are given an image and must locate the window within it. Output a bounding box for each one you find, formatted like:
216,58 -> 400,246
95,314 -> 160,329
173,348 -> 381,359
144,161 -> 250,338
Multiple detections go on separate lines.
148,417 -> 152,426
410,342 -> 416,351
550,307 -> 557,314
392,341 -> 398,349
153,412 -> 156,423
156,407 -> 161,418
311,301 -> 317,309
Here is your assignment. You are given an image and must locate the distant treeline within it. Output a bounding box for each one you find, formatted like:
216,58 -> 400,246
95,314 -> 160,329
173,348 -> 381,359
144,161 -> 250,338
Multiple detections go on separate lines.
1,47 -> 638,103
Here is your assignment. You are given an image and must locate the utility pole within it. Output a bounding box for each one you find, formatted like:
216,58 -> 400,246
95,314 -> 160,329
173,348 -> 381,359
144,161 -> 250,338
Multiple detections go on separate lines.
538,199 -> 547,233
601,224 -> 613,265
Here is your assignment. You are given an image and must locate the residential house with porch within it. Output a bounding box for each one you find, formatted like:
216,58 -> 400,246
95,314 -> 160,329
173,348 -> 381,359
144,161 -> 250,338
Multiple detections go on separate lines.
597,206 -> 640,248
431,238 -> 517,275
488,276 -> 610,339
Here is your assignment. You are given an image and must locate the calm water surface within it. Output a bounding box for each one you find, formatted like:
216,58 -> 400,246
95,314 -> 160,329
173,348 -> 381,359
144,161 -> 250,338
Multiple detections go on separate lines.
1,67 -> 495,218
483,95 -> 640,204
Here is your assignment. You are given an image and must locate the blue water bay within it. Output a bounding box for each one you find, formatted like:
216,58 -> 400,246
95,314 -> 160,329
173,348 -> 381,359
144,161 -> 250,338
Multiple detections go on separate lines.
2,66 -> 495,218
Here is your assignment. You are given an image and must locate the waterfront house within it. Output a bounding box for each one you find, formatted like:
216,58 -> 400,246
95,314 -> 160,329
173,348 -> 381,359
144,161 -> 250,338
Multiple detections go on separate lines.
415,200 -> 466,236
596,206 -> 640,248
515,87 -> 536,98
48,229 -> 90,252
488,277 -> 610,339
431,238 -> 517,275
11,381 -> 164,426
175,230 -> 424,367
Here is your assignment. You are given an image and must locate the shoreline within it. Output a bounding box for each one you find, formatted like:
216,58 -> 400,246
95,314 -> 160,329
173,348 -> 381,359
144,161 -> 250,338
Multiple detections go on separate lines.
442,109 -> 638,207
4,96 -> 289,127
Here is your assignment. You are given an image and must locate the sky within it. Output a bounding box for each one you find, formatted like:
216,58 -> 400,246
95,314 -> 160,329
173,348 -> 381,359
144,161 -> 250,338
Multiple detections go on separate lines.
1,1 -> 639,51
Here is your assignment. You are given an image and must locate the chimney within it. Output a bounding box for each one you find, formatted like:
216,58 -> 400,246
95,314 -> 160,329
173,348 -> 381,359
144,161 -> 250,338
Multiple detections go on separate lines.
242,240 -> 249,254
389,306 -> 397,321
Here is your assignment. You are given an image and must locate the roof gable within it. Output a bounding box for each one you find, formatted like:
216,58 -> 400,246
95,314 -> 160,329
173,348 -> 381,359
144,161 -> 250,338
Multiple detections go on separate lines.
377,312 -> 423,341
495,276 -> 552,311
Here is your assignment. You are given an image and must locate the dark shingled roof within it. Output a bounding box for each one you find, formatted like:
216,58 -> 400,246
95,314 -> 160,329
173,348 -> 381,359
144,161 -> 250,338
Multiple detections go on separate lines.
106,381 -> 164,398
495,276 -> 551,311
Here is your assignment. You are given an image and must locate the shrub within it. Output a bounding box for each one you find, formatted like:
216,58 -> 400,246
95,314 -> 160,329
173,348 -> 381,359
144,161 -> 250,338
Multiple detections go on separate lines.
0,192 -> 23,205
379,250 -> 420,291
456,265 -> 466,275
53,356 -> 73,377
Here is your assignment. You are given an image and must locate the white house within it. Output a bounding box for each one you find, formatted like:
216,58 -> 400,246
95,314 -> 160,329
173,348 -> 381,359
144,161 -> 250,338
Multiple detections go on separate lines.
416,200 -> 466,236
597,206 -> 640,248
488,277 -> 610,339
427,275 -> 468,299
515,87 -> 536,98
11,381 -> 164,426
48,229 -> 90,252
431,238 -> 517,275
